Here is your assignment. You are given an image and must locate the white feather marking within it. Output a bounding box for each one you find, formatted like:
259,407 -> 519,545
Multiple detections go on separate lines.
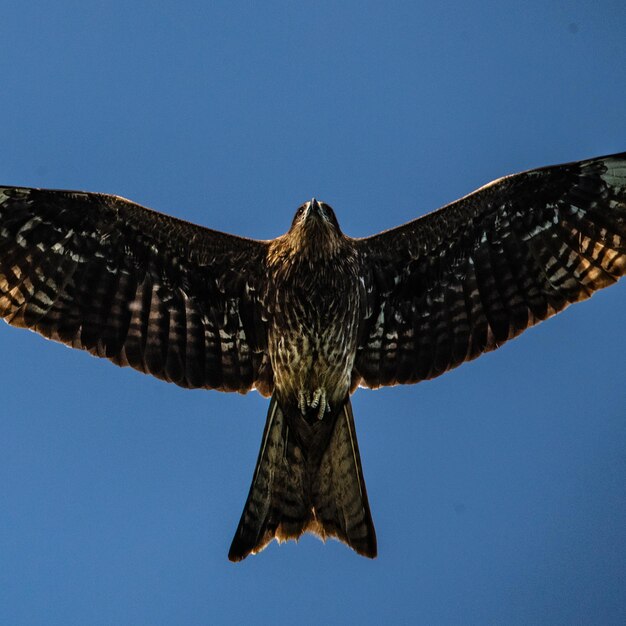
601,161 -> 626,190
522,217 -> 558,241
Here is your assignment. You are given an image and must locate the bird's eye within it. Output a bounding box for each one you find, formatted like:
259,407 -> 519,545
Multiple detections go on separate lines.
291,206 -> 307,227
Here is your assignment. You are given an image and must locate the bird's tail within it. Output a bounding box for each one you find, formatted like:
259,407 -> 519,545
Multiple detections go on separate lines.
228,396 -> 376,561
311,398 -> 377,558
228,395 -> 309,561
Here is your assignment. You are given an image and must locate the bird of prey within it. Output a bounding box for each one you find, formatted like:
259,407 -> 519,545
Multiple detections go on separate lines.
0,153 -> 624,561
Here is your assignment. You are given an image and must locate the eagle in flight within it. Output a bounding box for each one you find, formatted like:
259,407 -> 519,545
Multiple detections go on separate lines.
1,153 -> 624,561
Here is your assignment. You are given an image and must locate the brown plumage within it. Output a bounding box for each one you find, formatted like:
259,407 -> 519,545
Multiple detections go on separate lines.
0,152 -> 625,560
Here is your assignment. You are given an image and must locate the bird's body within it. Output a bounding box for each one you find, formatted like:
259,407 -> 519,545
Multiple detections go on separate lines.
267,204 -> 362,415
0,152 -> 624,560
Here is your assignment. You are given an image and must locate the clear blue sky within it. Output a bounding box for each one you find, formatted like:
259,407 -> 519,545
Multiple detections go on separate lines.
1,2 -> 625,624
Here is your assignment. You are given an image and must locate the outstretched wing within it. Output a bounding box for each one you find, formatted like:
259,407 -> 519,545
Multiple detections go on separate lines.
0,187 -> 272,394
354,153 -> 626,388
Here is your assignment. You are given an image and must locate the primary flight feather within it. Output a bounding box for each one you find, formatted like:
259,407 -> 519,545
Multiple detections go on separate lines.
1,152 -> 624,560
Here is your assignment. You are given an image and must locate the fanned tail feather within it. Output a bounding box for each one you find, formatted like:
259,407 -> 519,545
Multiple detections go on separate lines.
228,396 -> 308,561
228,396 -> 376,561
312,399 -> 377,558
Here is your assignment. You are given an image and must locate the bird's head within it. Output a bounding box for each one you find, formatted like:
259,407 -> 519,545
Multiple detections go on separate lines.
270,199 -> 345,265
289,198 -> 345,258
289,198 -> 341,234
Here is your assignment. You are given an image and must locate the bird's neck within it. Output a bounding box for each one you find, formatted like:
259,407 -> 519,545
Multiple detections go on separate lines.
268,226 -> 345,268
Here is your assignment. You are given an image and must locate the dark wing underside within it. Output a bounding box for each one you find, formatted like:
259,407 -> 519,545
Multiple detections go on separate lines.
354,152 -> 626,388
0,187 -> 272,394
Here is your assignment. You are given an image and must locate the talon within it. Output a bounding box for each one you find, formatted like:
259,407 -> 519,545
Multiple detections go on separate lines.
298,390 -> 307,415
310,388 -> 322,409
298,387 -> 329,419
316,389 -> 327,420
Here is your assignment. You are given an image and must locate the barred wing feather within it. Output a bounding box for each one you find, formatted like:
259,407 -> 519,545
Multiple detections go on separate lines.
355,153 -> 626,388
0,187 -> 271,394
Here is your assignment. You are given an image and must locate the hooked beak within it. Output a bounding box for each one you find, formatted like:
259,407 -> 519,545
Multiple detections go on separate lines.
307,198 -> 323,220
